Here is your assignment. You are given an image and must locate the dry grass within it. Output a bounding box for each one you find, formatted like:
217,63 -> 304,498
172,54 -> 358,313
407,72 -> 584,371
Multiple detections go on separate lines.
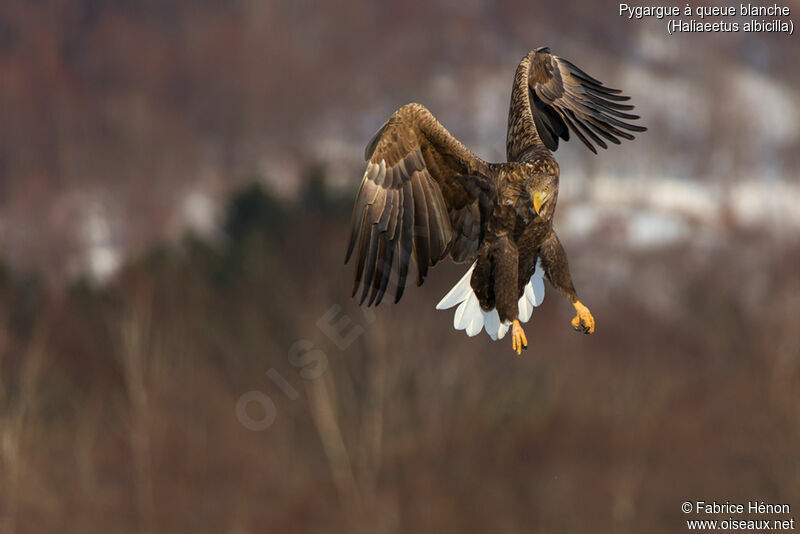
0,191 -> 798,533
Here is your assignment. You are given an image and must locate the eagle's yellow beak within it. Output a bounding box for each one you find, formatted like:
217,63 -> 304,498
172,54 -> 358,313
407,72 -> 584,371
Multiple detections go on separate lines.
532,191 -> 550,215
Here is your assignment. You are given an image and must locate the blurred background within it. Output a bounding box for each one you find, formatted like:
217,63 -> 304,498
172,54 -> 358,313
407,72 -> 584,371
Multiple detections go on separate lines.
1,0 -> 799,532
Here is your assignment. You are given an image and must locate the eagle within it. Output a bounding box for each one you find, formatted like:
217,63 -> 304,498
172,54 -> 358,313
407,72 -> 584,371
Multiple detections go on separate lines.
345,48 -> 646,354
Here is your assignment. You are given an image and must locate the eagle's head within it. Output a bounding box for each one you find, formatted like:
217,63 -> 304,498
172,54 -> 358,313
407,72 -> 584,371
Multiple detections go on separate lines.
525,175 -> 558,221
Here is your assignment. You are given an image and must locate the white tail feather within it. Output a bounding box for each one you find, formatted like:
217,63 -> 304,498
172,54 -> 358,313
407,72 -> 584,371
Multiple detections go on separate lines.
530,262 -> 545,305
453,299 -> 468,329
519,294 -> 532,322
498,322 -> 510,339
464,294 -> 483,337
436,264 -> 475,310
481,308 -> 501,341
436,259 -> 545,341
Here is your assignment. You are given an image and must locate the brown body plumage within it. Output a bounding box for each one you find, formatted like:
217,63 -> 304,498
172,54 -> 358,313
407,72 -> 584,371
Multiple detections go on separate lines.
345,48 -> 646,353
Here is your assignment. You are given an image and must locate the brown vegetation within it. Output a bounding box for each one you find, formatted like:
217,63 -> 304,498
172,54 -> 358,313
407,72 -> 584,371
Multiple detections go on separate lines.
0,185 -> 798,533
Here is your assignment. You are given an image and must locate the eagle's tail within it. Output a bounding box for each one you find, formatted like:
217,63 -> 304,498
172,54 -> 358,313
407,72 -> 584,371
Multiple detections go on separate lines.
435,259 -> 545,341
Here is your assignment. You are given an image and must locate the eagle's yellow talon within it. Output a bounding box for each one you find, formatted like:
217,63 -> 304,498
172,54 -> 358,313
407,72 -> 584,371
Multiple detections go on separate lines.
511,319 -> 527,355
571,301 -> 595,334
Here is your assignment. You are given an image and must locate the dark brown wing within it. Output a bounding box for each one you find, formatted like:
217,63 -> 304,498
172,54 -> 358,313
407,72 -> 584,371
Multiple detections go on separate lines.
345,103 -> 492,306
506,47 -> 647,161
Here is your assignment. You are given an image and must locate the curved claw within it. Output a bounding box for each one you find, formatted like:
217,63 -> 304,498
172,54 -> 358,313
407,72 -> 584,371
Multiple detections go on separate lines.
511,319 -> 528,355
571,301 -> 595,334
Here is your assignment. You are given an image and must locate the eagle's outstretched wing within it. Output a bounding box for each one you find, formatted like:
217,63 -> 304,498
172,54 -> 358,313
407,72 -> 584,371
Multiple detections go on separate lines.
345,103 -> 492,306
506,47 -> 647,161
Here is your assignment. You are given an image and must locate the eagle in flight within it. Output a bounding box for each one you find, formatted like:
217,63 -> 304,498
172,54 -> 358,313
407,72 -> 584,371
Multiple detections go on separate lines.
345,48 -> 646,354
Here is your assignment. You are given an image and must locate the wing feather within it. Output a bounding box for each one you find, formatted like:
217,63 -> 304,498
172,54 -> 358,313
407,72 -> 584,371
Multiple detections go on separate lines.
346,103 -> 493,305
369,187 -> 401,305
350,209 -> 371,297
394,182 -> 415,302
410,171 -> 431,286
421,173 -> 452,262
359,224 -> 381,303
506,47 -> 647,160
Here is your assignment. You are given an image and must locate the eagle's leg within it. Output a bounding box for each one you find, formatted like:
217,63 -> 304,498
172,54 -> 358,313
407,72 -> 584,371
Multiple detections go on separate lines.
489,235 -> 525,353
571,301 -> 595,334
539,231 -> 595,334
511,319 -> 527,355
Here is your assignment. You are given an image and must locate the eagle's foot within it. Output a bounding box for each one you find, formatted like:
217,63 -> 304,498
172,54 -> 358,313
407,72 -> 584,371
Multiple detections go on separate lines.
511,319 -> 528,355
571,301 -> 595,334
